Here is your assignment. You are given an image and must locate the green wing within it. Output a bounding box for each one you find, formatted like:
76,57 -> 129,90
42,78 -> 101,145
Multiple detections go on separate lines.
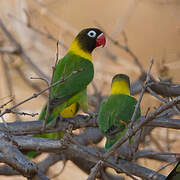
39,52 -> 94,122
51,52 -> 94,107
166,162 -> 180,180
98,94 -> 141,149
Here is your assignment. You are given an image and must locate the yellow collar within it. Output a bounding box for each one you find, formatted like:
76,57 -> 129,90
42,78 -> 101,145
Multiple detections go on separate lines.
110,80 -> 130,95
68,39 -> 92,61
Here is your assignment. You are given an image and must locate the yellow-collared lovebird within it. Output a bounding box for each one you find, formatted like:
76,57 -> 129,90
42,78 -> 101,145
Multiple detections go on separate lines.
27,28 -> 106,158
39,28 -> 106,124
98,74 -> 141,149
166,161 -> 180,180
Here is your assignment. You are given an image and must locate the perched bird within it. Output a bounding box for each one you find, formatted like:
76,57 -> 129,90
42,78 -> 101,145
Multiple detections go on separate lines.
27,28 -> 106,158
166,161 -> 180,180
39,28 -> 106,124
98,74 -> 141,149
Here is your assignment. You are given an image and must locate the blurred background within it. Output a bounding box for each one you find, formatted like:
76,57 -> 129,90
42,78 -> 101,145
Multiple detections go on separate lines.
0,0 -> 180,179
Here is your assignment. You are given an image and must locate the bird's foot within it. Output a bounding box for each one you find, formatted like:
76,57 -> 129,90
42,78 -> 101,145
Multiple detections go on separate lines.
119,120 -> 128,127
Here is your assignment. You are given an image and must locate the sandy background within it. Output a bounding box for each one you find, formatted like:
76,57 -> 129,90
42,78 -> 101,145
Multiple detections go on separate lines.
0,0 -> 180,179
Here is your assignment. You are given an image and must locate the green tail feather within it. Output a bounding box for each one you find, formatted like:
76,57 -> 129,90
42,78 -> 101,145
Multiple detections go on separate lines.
38,104 -> 59,124
27,104 -> 64,158
28,102 -> 79,158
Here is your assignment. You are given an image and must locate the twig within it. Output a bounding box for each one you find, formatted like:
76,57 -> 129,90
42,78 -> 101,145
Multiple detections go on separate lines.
134,150 -> 180,161
130,71 -> 180,98
130,57 -> 154,127
30,77 -> 50,85
127,57 -> 154,156
147,86 -> 169,103
43,40 -> 60,130
149,81 -> 180,97
10,110 -> 38,117
0,99 -> 13,109
0,69 -> 81,118
127,57 -> 154,155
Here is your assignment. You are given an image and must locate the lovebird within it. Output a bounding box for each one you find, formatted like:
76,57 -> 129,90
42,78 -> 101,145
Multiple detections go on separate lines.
27,28 -> 106,158
166,161 -> 180,180
98,74 -> 141,149
39,28 -> 106,124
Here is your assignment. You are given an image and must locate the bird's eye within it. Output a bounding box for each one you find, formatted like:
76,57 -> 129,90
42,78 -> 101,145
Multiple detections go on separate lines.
87,30 -> 96,38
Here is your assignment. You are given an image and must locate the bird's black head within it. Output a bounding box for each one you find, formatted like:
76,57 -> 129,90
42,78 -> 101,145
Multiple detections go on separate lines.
75,28 -> 106,53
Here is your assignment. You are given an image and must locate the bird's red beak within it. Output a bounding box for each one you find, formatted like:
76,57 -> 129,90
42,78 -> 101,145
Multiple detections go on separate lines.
96,33 -> 106,47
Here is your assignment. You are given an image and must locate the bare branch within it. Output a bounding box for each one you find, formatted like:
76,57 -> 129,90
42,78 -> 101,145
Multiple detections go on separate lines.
43,40 -> 60,131
10,110 -> 38,117
131,73 -> 180,97
0,69 -> 82,118
68,144 -> 166,180
0,114 -> 179,137
0,132 -> 37,178
0,99 -> 13,109
130,57 -> 154,127
0,132 -> 165,180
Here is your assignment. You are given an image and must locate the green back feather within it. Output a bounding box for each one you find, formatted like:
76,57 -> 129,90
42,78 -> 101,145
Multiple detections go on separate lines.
39,52 -> 94,122
98,94 -> 141,149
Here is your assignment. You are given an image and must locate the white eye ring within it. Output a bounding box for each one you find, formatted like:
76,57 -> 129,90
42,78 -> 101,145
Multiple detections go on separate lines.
87,30 -> 96,38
